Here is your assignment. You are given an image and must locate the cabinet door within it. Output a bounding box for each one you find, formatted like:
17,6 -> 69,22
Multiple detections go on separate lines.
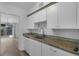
47,3 -> 58,29
58,2 -> 77,28
48,45 -> 75,56
34,9 -> 46,23
29,39 -> 41,56
42,43 -> 75,56
77,3 -> 79,28
27,15 -> 34,28
42,43 -> 56,56
24,38 -> 30,54
39,9 -> 46,22
54,48 -> 75,56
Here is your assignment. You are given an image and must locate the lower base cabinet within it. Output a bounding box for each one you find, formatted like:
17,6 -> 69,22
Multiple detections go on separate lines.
42,43 -> 75,56
24,38 -> 30,54
42,43 -> 56,56
24,38 -> 76,56
28,39 -> 41,56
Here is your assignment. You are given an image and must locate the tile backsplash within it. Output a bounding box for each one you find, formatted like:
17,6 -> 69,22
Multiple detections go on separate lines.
27,29 -> 79,39
43,29 -> 79,39
52,29 -> 79,39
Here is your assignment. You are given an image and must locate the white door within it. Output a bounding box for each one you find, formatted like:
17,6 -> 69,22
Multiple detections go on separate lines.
47,3 -> 58,29
58,2 -> 77,28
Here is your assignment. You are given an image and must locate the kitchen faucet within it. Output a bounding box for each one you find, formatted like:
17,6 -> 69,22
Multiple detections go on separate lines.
41,27 -> 45,37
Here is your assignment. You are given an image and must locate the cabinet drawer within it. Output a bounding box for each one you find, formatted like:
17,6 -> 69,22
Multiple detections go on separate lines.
42,43 -> 75,56
48,45 -> 75,56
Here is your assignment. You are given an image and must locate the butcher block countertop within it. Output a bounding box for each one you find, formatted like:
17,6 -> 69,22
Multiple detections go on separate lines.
23,33 -> 79,55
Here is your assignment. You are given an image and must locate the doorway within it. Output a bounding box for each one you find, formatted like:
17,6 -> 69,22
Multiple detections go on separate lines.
1,24 -> 13,37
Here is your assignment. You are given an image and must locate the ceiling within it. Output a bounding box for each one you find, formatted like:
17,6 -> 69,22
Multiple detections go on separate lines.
2,2 -> 37,10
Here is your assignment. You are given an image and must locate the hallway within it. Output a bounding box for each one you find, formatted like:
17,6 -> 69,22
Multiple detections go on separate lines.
1,36 -> 28,56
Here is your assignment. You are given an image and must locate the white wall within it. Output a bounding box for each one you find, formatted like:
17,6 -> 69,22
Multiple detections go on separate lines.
0,3 -> 28,51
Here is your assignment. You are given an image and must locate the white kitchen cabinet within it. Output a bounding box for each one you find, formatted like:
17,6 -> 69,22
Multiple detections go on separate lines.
34,9 -> 46,23
24,37 -> 30,54
28,8 -> 46,24
42,43 -> 75,56
48,45 -> 75,56
42,43 -> 56,56
27,15 -> 34,28
24,37 -> 42,56
27,9 -> 46,28
47,2 -> 77,29
24,37 -> 75,56
39,9 -> 46,22
28,39 -> 41,56
47,3 -> 58,29
77,3 -> 79,28
58,2 -> 77,28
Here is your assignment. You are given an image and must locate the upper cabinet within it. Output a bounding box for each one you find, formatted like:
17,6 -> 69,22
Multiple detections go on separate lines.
33,9 -> 46,23
27,2 -> 79,29
58,2 -> 77,28
27,15 -> 35,28
47,2 -> 77,29
27,9 -> 46,28
77,3 -> 79,28
39,9 -> 46,22
47,3 -> 58,29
